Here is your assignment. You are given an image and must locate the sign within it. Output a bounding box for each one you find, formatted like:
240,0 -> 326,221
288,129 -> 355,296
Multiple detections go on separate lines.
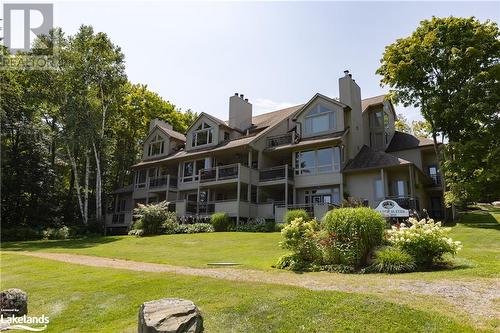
375,200 -> 409,218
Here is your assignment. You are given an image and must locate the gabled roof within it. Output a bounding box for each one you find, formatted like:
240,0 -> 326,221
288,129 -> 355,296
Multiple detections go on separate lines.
362,95 -> 386,112
343,145 -> 412,173
157,124 -> 186,142
252,104 -> 304,130
292,93 -> 349,120
185,112 -> 232,133
386,131 -> 434,152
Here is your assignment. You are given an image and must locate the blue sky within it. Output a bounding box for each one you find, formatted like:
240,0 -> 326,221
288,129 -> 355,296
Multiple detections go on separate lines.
51,1 -> 499,122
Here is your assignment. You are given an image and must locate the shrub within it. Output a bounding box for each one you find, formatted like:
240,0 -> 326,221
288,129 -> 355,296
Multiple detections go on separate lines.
321,207 -> 386,268
275,253 -> 311,271
175,223 -> 214,234
133,202 -> 174,235
42,226 -> 70,240
1,227 -> 42,241
128,229 -> 144,237
210,212 -> 232,232
284,209 -> 309,224
278,217 -> 320,270
368,246 -> 416,274
232,218 -> 276,232
162,211 -> 179,234
386,218 -> 462,267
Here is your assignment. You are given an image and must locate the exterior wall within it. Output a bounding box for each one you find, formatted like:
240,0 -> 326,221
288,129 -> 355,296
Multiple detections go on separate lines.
228,95 -> 252,131
392,149 -> 423,170
344,170 -> 380,207
185,115 -> 220,151
339,74 -> 363,159
142,128 -> 170,160
294,173 -> 342,189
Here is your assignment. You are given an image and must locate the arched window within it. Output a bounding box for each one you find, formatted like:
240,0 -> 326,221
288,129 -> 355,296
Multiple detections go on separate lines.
304,104 -> 336,135
147,134 -> 165,156
192,121 -> 213,147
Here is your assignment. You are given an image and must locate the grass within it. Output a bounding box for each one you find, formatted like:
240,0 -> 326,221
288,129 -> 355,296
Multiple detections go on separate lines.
3,206 -> 499,278
0,253 -> 487,332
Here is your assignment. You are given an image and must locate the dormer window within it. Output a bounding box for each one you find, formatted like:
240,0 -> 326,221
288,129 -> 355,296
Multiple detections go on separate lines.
192,122 -> 213,147
304,104 -> 336,135
147,135 -> 165,156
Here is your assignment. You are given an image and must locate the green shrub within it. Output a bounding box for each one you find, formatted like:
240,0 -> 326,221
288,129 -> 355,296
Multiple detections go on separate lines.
175,223 -> 214,234
232,218 -> 276,232
128,229 -> 144,237
275,253 -> 312,271
284,209 -> 309,224
42,226 -> 70,240
321,207 -> 386,268
162,211 -> 179,234
368,246 -> 416,274
386,218 -> 462,267
133,202 -> 175,235
1,227 -> 42,241
278,217 -> 320,270
210,212 -> 232,232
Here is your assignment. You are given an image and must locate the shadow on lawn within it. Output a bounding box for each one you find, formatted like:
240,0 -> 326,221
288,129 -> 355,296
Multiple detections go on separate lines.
1,236 -> 120,252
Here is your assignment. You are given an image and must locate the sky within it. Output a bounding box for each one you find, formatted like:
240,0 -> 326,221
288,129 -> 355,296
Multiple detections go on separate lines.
41,1 -> 500,122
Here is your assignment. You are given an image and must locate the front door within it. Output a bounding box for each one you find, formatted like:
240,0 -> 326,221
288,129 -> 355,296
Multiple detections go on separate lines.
429,196 -> 443,219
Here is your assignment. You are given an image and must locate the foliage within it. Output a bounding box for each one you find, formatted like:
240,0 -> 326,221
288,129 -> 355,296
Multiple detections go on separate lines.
162,211 -> 180,234
386,217 -> 462,266
395,113 -> 411,133
232,218 -> 276,232
284,209 -> 309,224
175,223 -> 214,234
278,218 -> 320,270
210,212 -> 232,232
411,120 -> 432,138
128,229 -> 144,237
0,227 -> 42,241
377,16 -> 500,207
42,226 -> 71,240
321,208 -> 386,268
368,246 -> 416,274
133,202 -> 174,235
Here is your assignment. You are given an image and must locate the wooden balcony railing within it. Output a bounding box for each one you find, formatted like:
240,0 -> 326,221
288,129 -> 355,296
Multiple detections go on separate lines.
266,133 -> 293,148
259,165 -> 293,182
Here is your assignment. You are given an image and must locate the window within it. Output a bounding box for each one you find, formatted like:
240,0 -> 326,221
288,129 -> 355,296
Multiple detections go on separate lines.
295,147 -> 340,175
135,169 -> 147,188
374,178 -> 384,199
147,135 -> 165,157
224,131 -> 230,141
304,187 -> 340,205
395,180 -> 406,197
304,104 -> 336,135
116,199 -> 126,212
182,158 -> 210,182
192,121 -> 213,147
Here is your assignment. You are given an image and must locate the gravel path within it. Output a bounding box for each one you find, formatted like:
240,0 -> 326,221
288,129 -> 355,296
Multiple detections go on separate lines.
11,251 -> 500,327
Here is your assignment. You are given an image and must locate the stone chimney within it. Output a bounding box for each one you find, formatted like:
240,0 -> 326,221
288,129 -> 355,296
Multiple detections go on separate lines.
149,119 -> 173,132
339,70 -> 364,158
228,93 -> 252,131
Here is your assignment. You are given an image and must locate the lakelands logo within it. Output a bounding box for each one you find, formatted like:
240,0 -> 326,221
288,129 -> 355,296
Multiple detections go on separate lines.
0,315 -> 49,331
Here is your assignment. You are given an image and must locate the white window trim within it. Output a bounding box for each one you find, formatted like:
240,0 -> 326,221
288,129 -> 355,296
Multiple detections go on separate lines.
192,122 -> 214,148
295,147 -> 341,175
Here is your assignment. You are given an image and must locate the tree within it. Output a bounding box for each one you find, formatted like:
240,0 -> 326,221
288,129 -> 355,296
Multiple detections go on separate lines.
395,113 -> 411,133
377,17 -> 500,210
411,120 -> 432,138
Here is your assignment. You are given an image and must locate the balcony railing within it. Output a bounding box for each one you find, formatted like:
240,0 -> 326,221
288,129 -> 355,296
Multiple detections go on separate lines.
198,202 -> 215,215
199,164 -> 239,183
429,174 -> 442,186
259,165 -> 293,182
266,133 -> 293,148
384,196 -> 419,210
148,175 -> 178,189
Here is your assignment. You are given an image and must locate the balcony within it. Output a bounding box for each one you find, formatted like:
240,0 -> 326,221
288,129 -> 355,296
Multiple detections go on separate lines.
429,173 -> 442,186
199,164 -> 239,183
149,176 -> 169,188
259,165 -> 293,182
266,133 -> 293,148
105,211 -> 132,226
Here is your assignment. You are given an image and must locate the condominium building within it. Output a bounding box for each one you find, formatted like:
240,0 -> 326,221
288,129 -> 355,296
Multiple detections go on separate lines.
106,71 -> 444,233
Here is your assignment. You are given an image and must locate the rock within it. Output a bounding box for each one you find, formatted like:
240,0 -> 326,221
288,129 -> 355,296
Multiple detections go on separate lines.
0,288 -> 28,317
138,298 -> 203,333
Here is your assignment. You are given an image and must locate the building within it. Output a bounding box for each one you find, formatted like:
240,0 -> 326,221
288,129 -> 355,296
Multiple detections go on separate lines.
106,71 -> 444,234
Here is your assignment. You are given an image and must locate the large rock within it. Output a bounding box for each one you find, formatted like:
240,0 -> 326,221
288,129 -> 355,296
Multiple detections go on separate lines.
138,298 -> 203,333
0,288 -> 28,317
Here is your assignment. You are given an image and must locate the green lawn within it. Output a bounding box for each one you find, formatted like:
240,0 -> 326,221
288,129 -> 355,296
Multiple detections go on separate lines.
0,253 -> 487,332
3,206 -> 499,278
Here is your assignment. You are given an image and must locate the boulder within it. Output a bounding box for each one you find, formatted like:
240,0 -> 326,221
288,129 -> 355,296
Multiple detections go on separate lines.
0,288 -> 28,317
138,298 -> 203,333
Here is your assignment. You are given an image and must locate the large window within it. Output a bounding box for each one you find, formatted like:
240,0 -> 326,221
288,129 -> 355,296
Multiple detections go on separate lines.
192,122 -> 213,147
182,158 -> 209,182
295,147 -> 340,175
304,187 -> 340,205
374,178 -> 384,199
135,169 -> 147,188
147,135 -> 165,157
304,104 -> 336,135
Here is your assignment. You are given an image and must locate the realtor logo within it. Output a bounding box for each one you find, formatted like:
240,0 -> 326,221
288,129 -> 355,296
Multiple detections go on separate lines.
382,200 -> 395,210
2,3 -> 53,53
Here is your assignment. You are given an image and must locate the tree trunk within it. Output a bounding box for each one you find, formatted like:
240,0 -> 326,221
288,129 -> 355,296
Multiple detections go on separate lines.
93,141 -> 102,223
67,146 -> 86,224
84,152 -> 89,224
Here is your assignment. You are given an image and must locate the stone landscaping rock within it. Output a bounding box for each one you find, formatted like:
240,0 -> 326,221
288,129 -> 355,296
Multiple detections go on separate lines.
0,288 -> 28,317
138,298 -> 203,333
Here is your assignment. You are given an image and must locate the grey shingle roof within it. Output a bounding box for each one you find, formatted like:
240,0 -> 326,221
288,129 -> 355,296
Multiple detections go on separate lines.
386,131 -> 434,152
157,124 -> 186,142
361,95 -> 386,112
343,145 -> 411,172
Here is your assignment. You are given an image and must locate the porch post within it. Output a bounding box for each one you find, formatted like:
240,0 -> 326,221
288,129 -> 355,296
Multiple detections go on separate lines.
257,150 -> 263,169
247,150 -> 252,202
196,170 -> 201,215
380,168 -> 386,198
293,187 -> 296,205
236,164 -> 241,225
285,164 -> 289,209
409,165 -> 415,198
339,173 -> 344,205
176,162 -> 182,200
166,174 -> 170,204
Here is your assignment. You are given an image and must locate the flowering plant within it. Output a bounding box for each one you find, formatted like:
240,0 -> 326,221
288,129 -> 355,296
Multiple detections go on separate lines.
386,217 -> 462,266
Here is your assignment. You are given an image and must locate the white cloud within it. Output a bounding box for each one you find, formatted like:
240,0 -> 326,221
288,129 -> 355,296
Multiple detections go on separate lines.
252,98 -> 296,115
